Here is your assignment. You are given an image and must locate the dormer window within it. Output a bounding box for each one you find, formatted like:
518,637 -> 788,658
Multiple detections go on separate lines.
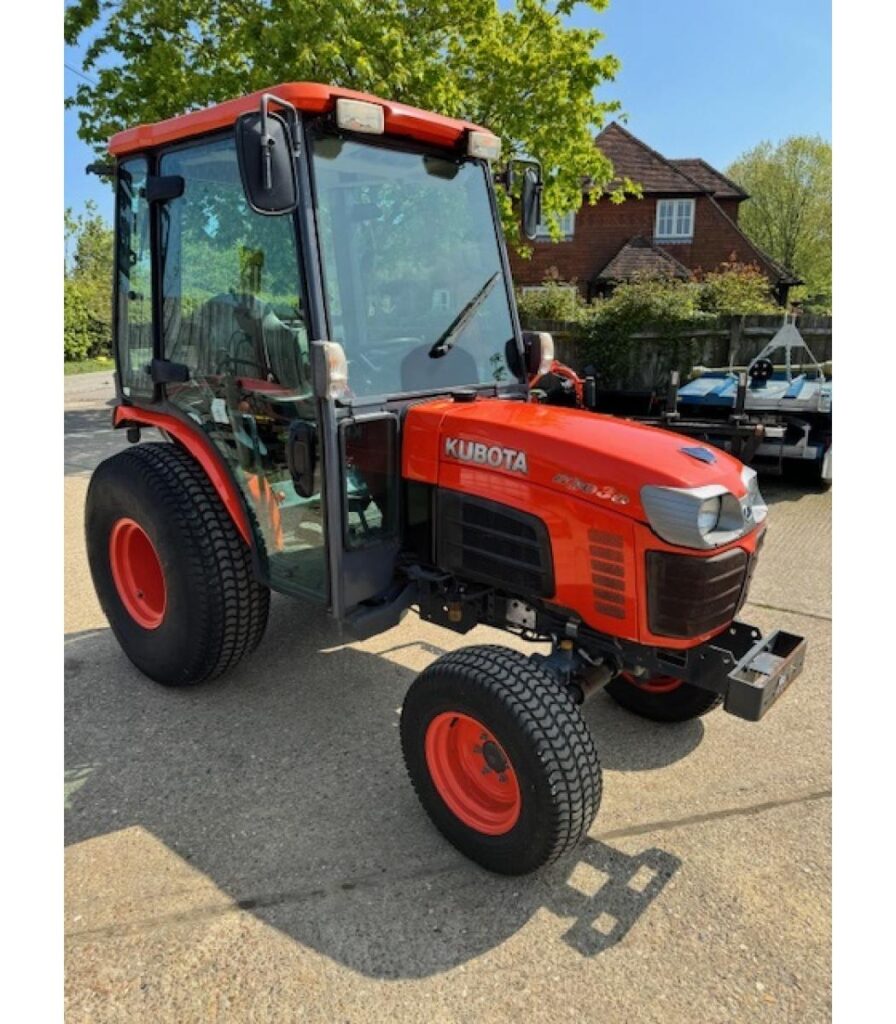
655,199 -> 694,241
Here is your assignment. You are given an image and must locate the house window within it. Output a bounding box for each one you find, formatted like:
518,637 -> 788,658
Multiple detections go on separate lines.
536,211 -> 575,240
655,199 -> 694,241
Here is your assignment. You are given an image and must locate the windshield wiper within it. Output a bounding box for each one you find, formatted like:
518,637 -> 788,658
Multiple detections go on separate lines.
428,272 -> 500,359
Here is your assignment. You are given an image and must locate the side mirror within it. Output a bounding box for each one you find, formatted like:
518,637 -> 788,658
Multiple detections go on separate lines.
521,166 -> 543,240
496,158 -> 544,240
521,330 -> 554,378
236,94 -> 299,216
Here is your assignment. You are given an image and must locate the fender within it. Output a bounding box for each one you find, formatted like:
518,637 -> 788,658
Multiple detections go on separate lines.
112,405 -> 253,546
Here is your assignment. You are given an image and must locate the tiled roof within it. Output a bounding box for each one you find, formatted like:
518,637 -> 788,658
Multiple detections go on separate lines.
595,237 -> 694,282
595,123 -> 747,199
669,159 -> 748,200
595,123 -> 703,194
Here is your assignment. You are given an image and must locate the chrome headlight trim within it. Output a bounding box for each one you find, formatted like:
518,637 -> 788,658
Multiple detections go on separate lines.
641,473 -> 765,550
740,465 -> 768,528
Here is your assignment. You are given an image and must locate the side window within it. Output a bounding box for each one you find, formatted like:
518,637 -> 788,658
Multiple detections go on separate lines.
116,158 -> 154,397
158,137 -> 309,391
341,417 -> 399,549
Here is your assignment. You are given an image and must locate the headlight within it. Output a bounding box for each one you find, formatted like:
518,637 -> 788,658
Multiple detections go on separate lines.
641,469 -> 766,550
697,496 -> 722,534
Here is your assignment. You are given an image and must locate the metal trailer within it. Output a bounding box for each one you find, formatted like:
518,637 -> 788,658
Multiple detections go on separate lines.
602,321 -> 832,486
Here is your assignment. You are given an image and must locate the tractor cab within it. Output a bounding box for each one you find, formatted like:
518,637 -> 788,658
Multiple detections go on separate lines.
109,84 -> 542,627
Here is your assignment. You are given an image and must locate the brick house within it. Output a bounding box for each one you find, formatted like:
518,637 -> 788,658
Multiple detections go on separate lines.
510,122 -> 800,304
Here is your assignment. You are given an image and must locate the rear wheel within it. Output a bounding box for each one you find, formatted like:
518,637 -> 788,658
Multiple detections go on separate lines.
605,672 -> 721,723
86,442 -> 270,685
400,645 -> 602,875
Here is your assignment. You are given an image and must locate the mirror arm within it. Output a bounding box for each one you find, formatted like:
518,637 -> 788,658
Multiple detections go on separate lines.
259,92 -> 301,156
256,92 -> 302,193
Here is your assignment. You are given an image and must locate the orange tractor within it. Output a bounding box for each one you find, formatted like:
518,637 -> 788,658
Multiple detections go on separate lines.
86,84 -> 805,874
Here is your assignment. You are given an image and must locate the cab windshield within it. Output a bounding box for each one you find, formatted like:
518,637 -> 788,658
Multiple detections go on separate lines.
310,133 -> 522,399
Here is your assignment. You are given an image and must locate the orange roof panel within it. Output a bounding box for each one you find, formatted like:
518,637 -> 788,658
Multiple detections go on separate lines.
108,82 -> 491,156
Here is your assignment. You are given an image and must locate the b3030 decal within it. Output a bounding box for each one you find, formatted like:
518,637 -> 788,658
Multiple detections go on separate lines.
553,473 -> 630,505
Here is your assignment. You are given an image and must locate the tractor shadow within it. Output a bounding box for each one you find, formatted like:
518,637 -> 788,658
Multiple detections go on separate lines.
65,600 -> 684,979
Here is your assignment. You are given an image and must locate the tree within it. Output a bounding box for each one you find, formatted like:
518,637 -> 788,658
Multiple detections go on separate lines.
726,136 -> 831,309
64,1 -> 626,247
695,261 -> 779,316
65,201 -> 114,360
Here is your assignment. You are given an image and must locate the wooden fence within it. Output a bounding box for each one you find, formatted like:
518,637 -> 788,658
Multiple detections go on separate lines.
522,314 -> 832,391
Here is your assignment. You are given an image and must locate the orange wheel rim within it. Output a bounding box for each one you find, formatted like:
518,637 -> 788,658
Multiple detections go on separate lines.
424,712 -> 521,835
622,672 -> 683,694
109,518 -> 167,630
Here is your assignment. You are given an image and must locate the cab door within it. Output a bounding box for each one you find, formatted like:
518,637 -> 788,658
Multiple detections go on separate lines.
154,134 -> 328,600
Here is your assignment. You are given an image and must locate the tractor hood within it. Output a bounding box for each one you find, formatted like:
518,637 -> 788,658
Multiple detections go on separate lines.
403,396 -> 750,522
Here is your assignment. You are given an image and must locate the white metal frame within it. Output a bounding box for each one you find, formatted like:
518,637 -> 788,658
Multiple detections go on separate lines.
654,198 -> 695,241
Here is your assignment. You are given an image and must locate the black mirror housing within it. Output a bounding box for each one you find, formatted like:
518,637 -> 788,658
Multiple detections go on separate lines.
521,166 -> 542,241
521,330 -> 545,377
236,109 -> 298,216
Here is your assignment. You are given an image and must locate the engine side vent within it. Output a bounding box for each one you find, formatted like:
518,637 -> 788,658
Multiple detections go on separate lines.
588,529 -> 626,619
437,490 -> 554,597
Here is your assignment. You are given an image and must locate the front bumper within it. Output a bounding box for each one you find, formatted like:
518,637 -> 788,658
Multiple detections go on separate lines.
684,620 -> 806,720
722,629 -> 806,720
625,619 -> 807,722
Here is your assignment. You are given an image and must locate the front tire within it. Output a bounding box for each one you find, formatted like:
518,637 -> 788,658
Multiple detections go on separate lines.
400,645 -> 602,875
86,442 -> 270,685
605,673 -> 721,723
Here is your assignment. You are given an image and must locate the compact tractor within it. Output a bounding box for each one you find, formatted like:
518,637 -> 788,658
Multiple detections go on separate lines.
86,84 -> 806,875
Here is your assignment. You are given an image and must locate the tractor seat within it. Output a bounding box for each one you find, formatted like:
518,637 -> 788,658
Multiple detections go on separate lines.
192,293 -> 310,393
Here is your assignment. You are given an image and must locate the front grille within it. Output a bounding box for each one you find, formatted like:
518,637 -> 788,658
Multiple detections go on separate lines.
437,490 -> 554,597
646,547 -> 749,639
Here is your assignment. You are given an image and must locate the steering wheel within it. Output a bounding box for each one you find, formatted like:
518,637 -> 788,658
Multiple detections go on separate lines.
749,357 -> 774,383
357,337 -> 423,389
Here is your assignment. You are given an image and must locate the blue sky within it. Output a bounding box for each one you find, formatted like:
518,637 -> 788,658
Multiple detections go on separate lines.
64,0 -> 831,222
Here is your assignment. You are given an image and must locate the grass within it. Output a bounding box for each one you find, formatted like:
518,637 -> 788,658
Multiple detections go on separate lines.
64,357 -> 115,376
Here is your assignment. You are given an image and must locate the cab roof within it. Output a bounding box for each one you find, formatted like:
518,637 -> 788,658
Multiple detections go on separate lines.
108,81 -> 491,157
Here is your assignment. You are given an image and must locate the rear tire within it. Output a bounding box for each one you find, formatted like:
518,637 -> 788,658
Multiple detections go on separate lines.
86,442 -> 270,685
605,673 -> 721,723
400,645 -> 602,875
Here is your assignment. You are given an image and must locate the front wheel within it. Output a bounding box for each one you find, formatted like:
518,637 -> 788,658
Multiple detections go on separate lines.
605,672 -> 721,723
400,645 -> 602,875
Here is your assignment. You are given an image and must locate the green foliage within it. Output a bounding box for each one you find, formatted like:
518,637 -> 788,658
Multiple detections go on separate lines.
64,201 -> 114,361
696,261 -> 779,316
726,136 -> 831,309
595,275 -> 701,324
580,275 -> 703,385
64,0 -> 625,248
515,279 -> 586,322
515,265 -> 784,387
